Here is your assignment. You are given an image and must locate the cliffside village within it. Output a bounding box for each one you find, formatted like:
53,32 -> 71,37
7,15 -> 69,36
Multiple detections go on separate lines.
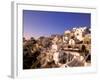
23,27 -> 91,69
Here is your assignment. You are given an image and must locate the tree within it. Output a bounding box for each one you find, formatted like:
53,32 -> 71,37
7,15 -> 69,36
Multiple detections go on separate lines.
30,37 -> 37,44
23,37 -> 26,42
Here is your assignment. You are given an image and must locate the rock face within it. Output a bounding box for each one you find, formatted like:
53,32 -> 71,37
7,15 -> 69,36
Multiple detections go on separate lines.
23,27 -> 91,69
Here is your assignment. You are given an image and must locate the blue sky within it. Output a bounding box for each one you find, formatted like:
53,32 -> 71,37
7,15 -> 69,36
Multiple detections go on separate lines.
23,10 -> 91,39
